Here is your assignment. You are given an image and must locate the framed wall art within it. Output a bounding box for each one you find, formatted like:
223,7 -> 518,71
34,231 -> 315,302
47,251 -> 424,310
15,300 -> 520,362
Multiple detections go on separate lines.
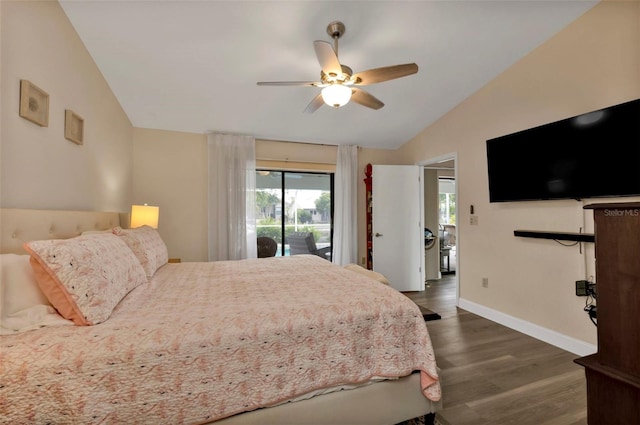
19,80 -> 49,127
64,109 -> 84,145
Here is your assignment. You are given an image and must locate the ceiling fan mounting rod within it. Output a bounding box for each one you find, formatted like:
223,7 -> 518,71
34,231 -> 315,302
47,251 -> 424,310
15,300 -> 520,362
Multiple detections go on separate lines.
326,21 -> 345,57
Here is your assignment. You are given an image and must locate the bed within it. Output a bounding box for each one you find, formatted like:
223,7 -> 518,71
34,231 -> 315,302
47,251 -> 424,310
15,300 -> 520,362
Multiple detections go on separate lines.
0,208 -> 441,424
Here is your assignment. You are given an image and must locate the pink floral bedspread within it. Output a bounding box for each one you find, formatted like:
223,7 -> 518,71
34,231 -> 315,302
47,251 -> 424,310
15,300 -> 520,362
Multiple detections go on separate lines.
0,255 -> 440,424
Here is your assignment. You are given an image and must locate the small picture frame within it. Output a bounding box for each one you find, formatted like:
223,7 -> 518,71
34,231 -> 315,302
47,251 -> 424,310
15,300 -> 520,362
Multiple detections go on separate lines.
64,109 -> 84,145
19,80 -> 49,127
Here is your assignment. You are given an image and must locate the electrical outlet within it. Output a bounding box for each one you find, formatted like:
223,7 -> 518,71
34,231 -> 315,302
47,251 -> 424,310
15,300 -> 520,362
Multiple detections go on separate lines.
482,277 -> 489,288
576,280 -> 589,296
576,280 -> 596,297
470,215 -> 479,225
361,257 -> 366,266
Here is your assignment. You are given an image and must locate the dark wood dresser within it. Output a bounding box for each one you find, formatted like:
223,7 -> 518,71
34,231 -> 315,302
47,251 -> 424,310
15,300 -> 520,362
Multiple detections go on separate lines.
575,202 -> 640,424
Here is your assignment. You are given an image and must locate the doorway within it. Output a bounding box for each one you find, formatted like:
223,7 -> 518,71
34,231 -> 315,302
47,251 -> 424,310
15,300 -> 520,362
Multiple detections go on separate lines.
419,154 -> 459,302
439,177 -> 456,275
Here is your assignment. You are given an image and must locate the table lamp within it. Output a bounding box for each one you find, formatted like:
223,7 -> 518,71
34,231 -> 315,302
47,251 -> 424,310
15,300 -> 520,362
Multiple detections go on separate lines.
130,204 -> 159,229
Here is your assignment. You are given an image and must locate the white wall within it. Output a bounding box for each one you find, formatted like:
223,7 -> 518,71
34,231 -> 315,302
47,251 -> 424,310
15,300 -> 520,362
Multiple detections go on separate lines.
1,1 -> 133,212
396,0 -> 640,350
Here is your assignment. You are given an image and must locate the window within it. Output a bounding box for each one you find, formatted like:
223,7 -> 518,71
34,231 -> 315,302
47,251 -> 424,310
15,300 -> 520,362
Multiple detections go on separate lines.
256,170 -> 333,256
439,178 -> 456,225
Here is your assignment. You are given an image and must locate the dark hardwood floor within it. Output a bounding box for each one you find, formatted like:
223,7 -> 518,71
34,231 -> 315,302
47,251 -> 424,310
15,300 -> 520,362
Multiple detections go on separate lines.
404,276 -> 588,425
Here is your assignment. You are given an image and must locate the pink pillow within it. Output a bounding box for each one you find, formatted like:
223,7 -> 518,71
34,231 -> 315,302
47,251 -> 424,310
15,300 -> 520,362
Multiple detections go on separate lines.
24,233 -> 148,326
112,226 -> 168,278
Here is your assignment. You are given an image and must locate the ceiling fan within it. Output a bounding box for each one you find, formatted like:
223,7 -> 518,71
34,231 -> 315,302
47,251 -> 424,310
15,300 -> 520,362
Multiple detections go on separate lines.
257,21 -> 418,113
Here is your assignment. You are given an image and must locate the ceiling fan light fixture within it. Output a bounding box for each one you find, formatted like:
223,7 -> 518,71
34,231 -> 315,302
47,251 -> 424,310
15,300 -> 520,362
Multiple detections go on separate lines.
321,84 -> 352,108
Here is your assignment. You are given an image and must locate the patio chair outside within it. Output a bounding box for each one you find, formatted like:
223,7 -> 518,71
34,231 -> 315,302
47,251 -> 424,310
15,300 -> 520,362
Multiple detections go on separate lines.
257,236 -> 278,258
287,232 -> 331,261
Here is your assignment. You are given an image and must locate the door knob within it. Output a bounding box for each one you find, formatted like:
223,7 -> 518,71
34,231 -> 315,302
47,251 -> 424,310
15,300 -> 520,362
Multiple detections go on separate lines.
375,233 -> 383,237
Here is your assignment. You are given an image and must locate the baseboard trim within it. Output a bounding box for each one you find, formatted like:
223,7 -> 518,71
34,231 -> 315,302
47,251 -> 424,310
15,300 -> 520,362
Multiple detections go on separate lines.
458,298 -> 597,357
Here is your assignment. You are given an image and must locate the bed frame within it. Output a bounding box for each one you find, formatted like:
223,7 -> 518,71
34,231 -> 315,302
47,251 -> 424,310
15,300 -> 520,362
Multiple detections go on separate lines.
0,208 -> 125,254
0,208 -> 440,425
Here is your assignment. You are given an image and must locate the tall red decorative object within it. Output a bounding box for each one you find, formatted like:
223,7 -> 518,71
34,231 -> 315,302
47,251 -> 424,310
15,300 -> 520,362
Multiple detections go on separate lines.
364,164 -> 373,270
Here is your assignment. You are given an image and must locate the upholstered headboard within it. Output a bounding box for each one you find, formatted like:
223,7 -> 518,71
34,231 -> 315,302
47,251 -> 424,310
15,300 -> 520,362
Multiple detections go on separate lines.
0,209 -> 127,254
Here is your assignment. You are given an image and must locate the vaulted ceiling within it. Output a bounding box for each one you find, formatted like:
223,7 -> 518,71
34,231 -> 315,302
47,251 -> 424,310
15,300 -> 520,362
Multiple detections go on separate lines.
60,1 -> 597,149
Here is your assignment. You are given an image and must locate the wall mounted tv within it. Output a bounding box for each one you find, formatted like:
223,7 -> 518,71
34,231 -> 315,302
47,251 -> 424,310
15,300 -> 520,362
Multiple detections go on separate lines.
486,98 -> 640,203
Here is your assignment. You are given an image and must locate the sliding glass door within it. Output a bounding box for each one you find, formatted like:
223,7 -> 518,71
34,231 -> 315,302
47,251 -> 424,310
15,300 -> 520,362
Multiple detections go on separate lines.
256,170 -> 333,256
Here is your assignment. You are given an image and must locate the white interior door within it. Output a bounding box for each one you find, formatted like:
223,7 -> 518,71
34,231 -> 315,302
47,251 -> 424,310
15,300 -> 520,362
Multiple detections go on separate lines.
372,165 -> 424,291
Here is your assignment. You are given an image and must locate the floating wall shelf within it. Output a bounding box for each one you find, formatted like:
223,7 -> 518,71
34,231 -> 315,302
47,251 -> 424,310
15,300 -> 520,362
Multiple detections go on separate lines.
513,230 -> 595,243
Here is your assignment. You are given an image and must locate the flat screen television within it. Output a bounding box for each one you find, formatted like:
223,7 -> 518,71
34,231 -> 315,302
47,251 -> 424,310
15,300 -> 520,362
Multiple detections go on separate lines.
486,98 -> 640,202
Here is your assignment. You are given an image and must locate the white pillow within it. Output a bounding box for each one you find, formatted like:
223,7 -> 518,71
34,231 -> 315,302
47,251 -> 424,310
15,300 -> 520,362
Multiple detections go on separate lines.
1,254 -> 49,314
0,305 -> 72,335
0,254 -> 73,334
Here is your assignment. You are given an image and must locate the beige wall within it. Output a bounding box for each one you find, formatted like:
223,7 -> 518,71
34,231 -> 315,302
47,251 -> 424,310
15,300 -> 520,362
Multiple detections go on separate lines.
395,0 -> 640,346
1,1 -> 133,212
132,128 -> 208,261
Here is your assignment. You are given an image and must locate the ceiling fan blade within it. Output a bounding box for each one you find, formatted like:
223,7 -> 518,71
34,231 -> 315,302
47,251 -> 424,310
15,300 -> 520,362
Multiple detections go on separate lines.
304,93 -> 325,113
353,63 -> 418,85
351,87 -> 384,110
257,81 -> 322,87
313,40 -> 342,76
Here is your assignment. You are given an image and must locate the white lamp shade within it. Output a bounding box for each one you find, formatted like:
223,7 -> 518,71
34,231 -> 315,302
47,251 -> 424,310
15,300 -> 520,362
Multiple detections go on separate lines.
130,204 -> 159,229
321,84 -> 352,108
